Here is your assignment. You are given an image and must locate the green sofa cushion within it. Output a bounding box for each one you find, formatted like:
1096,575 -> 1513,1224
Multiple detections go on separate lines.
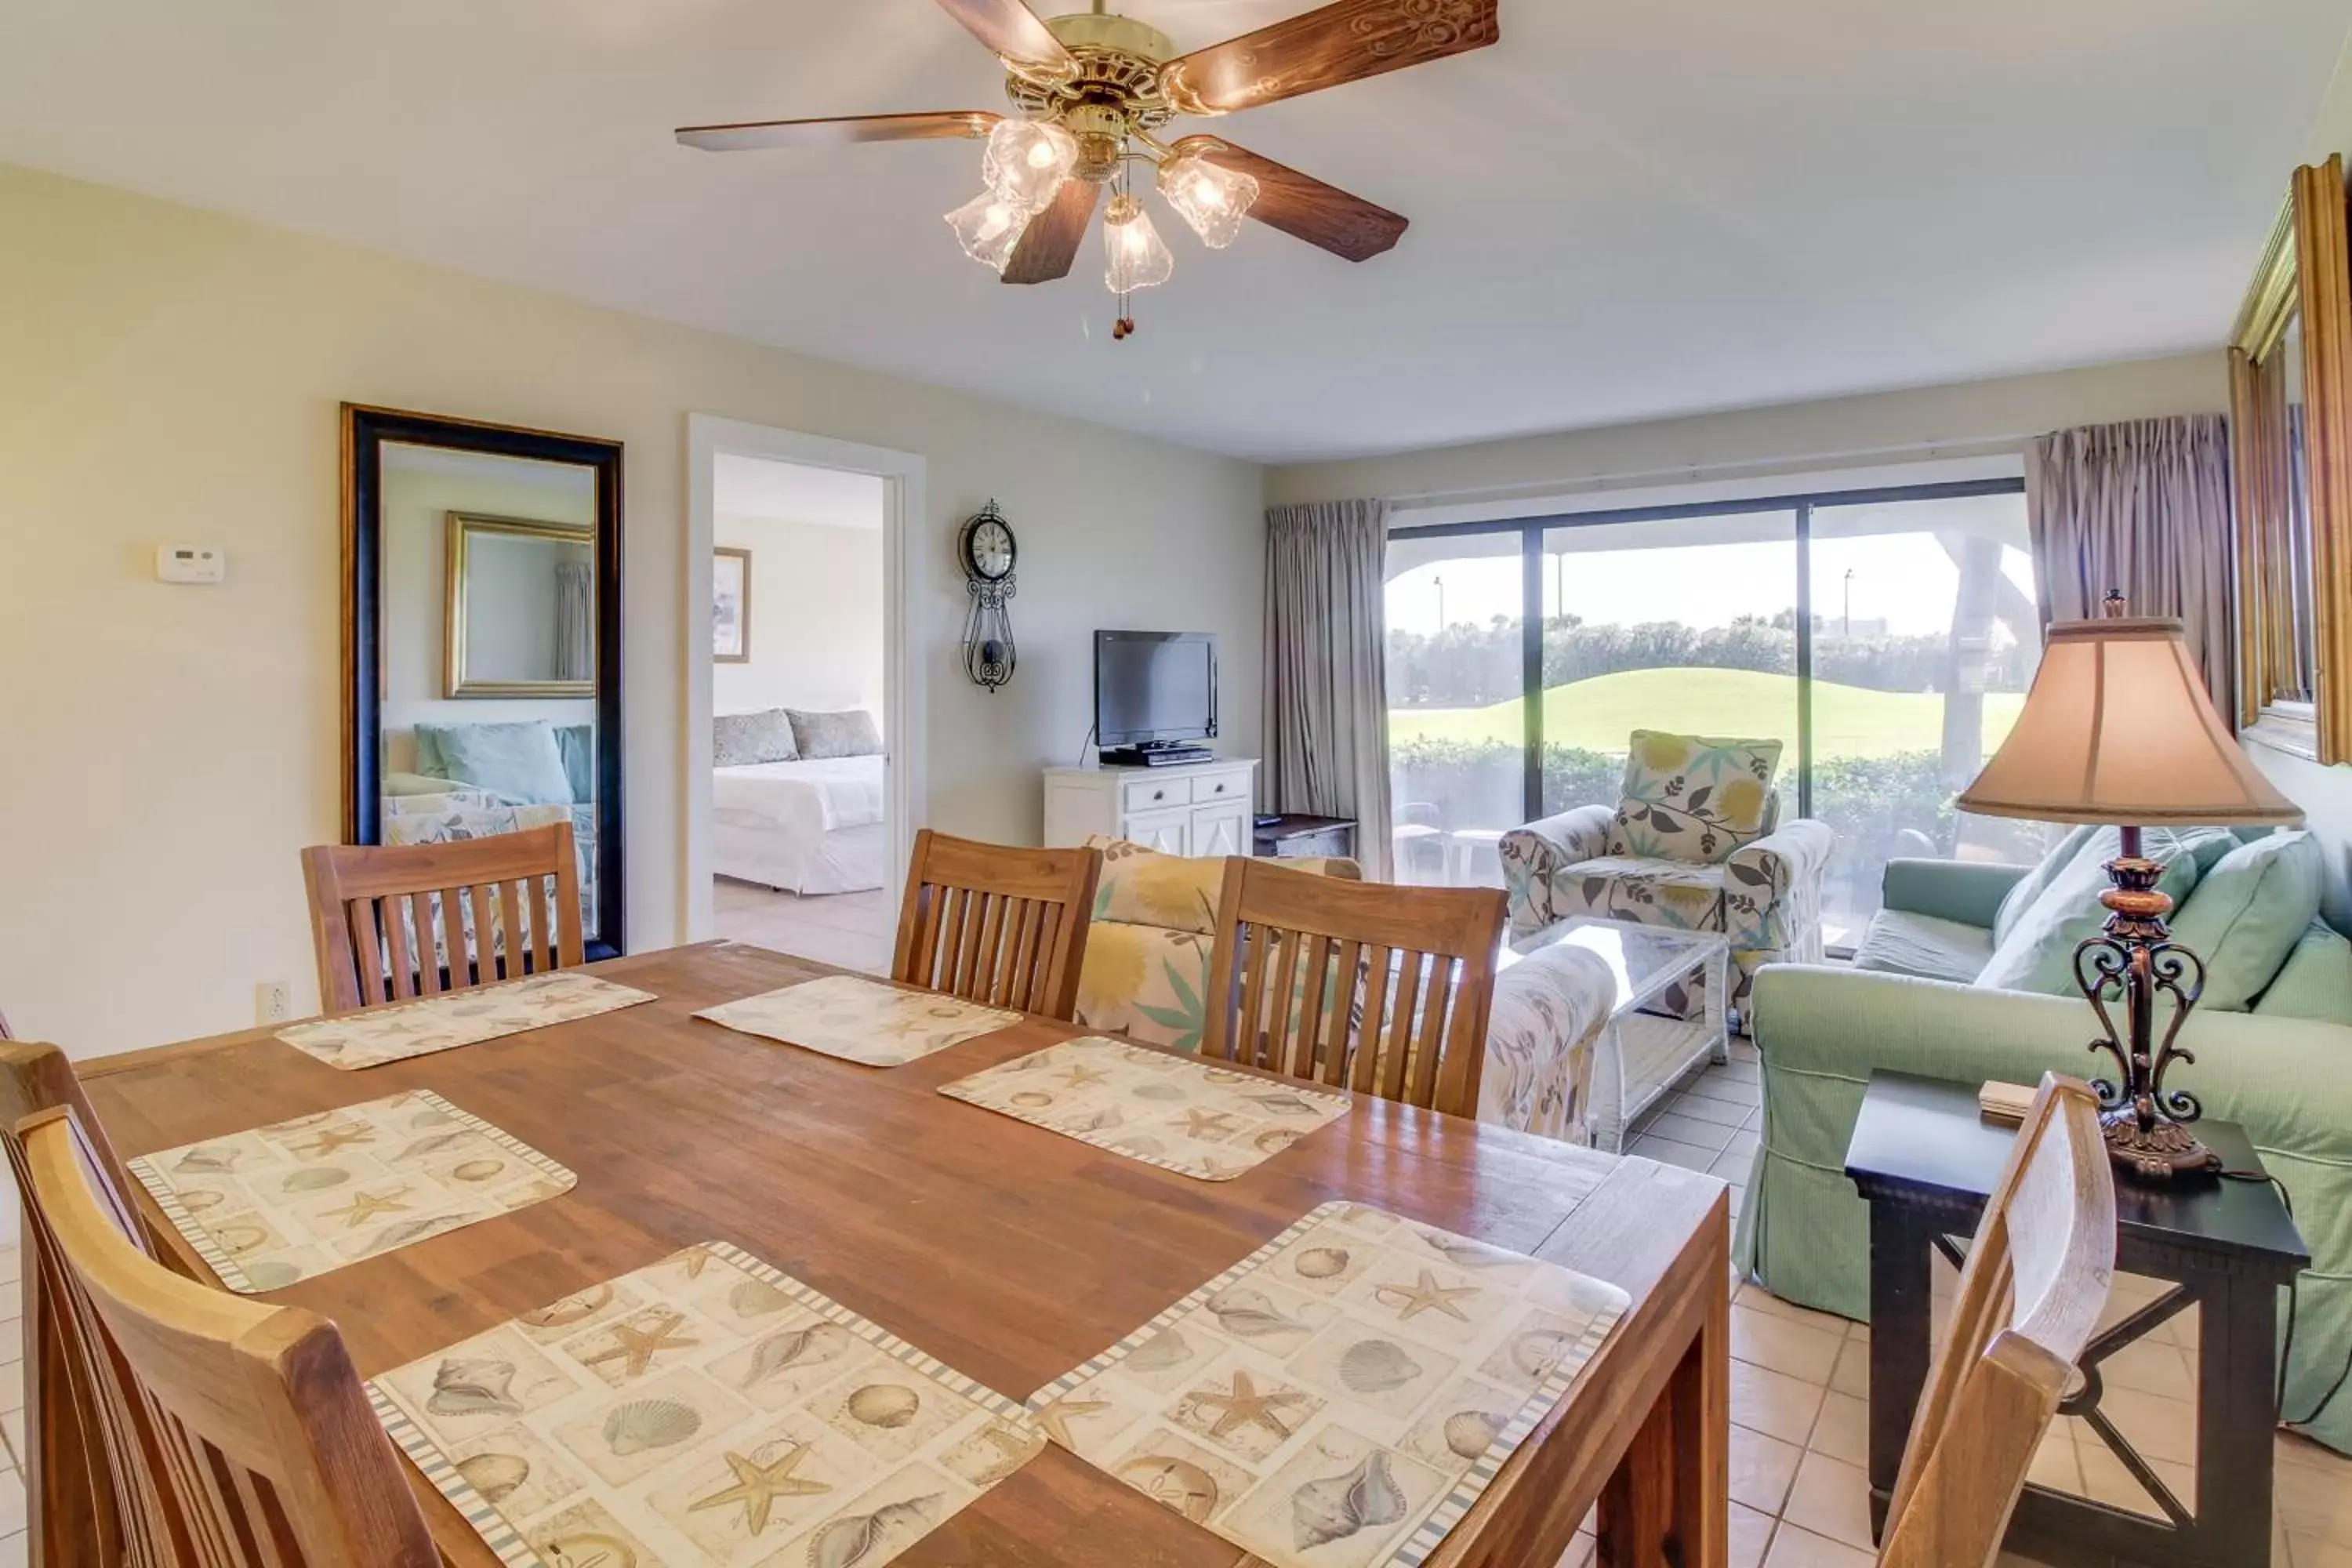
419,720 -> 574,807
1850,909 -> 1994,985
1974,826 -> 2227,997
2169,829 -> 2325,1011
1991,825 -> 2096,948
2256,921 -> 2352,1023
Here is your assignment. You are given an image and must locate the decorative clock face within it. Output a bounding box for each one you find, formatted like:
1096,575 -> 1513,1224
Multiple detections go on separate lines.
966,515 -> 1015,581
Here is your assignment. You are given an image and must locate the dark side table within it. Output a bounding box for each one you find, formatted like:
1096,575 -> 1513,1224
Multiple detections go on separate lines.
1846,1070 -> 2309,1568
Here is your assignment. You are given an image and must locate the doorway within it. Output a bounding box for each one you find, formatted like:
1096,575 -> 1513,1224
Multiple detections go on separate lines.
684,416 -> 924,971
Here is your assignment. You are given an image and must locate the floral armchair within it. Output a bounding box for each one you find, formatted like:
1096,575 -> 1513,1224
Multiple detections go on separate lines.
1497,732 -> 1832,1033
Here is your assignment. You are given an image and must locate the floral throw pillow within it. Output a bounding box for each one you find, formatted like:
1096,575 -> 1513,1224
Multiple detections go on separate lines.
1603,731 -> 1783,865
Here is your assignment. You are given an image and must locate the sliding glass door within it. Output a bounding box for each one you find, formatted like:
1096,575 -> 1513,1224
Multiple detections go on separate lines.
1535,513 -> 1800,833
1382,480 -> 2041,939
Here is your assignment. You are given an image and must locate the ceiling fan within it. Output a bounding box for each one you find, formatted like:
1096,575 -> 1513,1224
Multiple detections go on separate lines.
676,0 -> 1501,336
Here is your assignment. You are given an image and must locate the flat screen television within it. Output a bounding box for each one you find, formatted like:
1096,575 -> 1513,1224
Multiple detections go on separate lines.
1095,630 -> 1218,760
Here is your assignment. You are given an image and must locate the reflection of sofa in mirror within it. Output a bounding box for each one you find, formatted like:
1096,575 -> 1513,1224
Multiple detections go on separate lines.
382,718 -> 598,930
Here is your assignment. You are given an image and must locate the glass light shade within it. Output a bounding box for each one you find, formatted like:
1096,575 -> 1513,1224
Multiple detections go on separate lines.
982,118 -> 1077,212
1157,152 -> 1259,248
1955,615 -> 2300,826
944,190 -> 1034,274
1102,193 -> 1174,294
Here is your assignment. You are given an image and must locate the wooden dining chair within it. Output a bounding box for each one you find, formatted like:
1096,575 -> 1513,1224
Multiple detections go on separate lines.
1,1039 -> 165,1568
1878,1073 -> 2117,1567
1200,857 -> 1508,1117
891,829 -> 1103,1021
15,1104 -> 443,1567
301,819 -> 583,1014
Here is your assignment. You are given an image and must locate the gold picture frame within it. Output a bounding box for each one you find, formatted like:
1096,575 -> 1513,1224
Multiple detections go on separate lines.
714,545 -> 753,664
443,510 -> 596,699
2231,154 -> 2352,764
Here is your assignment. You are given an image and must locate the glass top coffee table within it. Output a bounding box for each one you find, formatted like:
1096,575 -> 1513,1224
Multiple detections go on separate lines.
1500,916 -> 1730,1153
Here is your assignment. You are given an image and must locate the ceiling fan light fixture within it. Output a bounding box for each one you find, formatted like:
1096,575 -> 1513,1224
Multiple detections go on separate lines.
1102,192 -> 1175,295
1157,151 -> 1258,249
945,189 -> 1036,274
981,117 -> 1078,212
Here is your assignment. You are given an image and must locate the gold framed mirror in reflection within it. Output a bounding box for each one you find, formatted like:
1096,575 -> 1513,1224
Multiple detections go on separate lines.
445,512 -> 597,699
343,405 -> 626,957
2230,154 -> 2352,764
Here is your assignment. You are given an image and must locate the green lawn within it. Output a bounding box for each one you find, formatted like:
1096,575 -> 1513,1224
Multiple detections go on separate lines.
1388,667 -> 2024,758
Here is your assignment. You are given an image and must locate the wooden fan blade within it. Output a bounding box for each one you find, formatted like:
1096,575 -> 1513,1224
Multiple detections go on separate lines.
1174,136 -> 1406,262
1001,178 -> 1103,285
1160,0 -> 1497,116
933,0 -> 1075,71
676,111 -> 999,151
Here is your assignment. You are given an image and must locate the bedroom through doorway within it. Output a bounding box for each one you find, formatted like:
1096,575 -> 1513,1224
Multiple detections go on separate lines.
708,452 -> 894,971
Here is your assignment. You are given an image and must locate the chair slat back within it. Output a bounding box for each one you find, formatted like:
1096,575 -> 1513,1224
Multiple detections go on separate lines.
0,1040 -> 162,1568
15,1106 -> 441,1568
1200,859 -> 1507,1117
301,821 -> 583,1014
891,830 -> 1103,1020
1879,1073 -> 2116,1568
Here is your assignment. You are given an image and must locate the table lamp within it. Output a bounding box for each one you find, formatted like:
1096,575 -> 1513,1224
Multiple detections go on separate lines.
1955,594 -> 2302,1179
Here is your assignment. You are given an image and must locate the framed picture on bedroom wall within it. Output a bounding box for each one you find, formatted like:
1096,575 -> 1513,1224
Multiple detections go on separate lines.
714,546 -> 752,663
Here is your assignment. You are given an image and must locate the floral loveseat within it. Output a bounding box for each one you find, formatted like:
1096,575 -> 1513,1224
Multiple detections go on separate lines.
1497,733 -> 1832,1033
1073,836 -> 1616,1144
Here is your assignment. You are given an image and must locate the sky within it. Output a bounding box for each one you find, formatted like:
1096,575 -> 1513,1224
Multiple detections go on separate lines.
1386,528 -> 2035,641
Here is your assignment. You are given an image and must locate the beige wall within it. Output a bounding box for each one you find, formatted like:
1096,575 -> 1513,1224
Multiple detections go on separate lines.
1266,352 -> 2229,510
712,514 -> 887,721
0,162 -> 1265,1057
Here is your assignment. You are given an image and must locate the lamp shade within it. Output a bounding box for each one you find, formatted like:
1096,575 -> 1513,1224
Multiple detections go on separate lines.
1955,615 -> 2300,826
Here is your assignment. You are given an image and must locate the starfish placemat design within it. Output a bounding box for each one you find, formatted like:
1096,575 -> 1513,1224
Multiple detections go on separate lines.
278,971 -> 655,1070
938,1036 -> 1352,1181
126,1090 -> 575,1294
694,975 -> 1020,1067
1024,1201 -> 1630,1568
369,1242 -> 1046,1568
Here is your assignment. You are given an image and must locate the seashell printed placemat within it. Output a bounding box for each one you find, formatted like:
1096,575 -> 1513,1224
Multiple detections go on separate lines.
937,1036 -> 1351,1181
278,972 -> 656,1070
693,975 -> 1021,1068
126,1091 -> 575,1294
368,1242 -> 1044,1568
1023,1201 -> 1629,1568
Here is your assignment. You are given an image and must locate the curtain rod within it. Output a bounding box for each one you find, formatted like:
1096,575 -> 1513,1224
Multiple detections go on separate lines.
1380,434 -> 2034,512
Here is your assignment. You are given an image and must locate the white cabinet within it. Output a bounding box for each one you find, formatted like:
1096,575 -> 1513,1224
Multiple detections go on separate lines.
1044,759 -> 1259,858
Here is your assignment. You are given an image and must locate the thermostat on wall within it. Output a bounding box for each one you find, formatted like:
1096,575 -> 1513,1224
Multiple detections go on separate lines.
155,545 -> 226,584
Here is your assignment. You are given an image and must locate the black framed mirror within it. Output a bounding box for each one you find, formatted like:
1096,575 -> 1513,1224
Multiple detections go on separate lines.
342,404 -> 626,958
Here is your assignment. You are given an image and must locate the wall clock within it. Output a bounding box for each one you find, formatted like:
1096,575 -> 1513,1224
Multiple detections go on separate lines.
959,500 -> 1018,691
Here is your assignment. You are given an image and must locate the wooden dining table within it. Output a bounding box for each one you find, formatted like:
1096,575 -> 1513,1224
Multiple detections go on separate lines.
77,940 -> 1732,1568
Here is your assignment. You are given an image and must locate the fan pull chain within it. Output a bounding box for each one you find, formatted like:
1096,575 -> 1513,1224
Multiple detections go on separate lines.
1112,158 -> 1138,339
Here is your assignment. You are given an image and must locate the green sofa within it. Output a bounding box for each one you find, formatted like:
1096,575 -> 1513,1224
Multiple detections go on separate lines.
1737,826 -> 2352,1454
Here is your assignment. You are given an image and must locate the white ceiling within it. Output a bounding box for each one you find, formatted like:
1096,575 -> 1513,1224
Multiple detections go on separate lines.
2,0 -> 2343,463
715,452 -> 887,528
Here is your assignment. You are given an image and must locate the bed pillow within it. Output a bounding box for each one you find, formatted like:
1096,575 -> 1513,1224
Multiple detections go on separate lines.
714,709 -> 797,768
555,724 -> 594,804
420,720 -> 574,808
789,708 -> 883,760
411,728 -> 448,779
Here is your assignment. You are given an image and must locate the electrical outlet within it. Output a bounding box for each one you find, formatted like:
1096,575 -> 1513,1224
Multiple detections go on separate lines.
256,980 -> 292,1025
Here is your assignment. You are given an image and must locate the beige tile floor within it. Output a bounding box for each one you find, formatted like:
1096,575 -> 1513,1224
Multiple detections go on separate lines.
1552,1040 -> 2352,1567
712,877 -> 894,975
0,1246 -> 27,1568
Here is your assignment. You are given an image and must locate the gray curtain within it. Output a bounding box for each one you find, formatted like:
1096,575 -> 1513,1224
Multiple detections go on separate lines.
1264,499 -> 1394,879
2024,415 -> 2234,708
554,560 -> 593,682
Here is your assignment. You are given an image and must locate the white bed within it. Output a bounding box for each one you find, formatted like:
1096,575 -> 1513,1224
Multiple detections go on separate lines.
712,754 -> 887,895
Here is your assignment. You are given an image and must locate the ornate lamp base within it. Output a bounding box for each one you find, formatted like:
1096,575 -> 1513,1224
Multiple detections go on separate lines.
2076,831 -> 2223,1185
